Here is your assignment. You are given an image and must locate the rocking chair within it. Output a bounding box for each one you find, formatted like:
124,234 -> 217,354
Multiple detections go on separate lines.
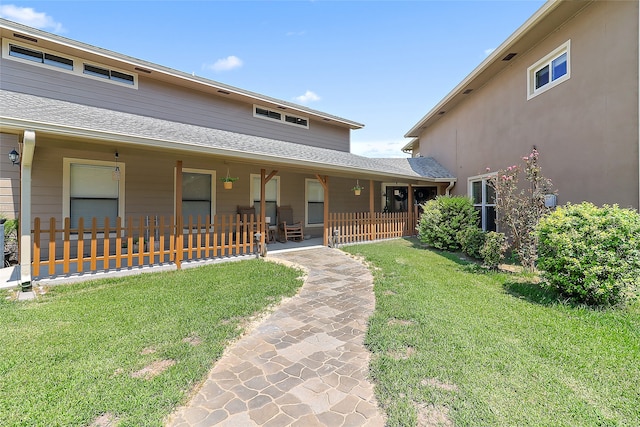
277,206 -> 303,242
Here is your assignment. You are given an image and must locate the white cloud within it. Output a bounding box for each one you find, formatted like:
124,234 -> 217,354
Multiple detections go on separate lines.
484,47 -> 496,56
350,139 -> 410,158
0,5 -> 64,32
203,55 -> 243,72
286,30 -> 306,37
294,90 -> 321,104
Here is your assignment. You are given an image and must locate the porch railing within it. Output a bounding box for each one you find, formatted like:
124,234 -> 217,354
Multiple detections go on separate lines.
326,209 -> 418,246
31,214 -> 261,278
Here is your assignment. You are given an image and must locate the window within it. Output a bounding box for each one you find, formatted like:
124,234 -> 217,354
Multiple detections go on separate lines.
250,174 -> 280,225
2,39 -> 138,88
63,158 -> 125,229
8,43 -> 73,70
176,169 -> 216,225
527,40 -> 570,99
305,179 -> 324,227
253,105 -> 309,129
469,175 -> 496,232
83,64 -> 135,85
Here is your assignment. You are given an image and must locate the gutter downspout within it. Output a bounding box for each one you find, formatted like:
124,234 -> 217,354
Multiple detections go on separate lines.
444,180 -> 455,196
20,130 -> 35,288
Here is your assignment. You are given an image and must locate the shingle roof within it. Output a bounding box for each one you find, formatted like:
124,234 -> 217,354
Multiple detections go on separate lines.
0,90 -> 455,181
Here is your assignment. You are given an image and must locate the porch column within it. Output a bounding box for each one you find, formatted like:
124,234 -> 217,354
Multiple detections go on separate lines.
369,180 -> 375,241
20,130 -> 35,287
407,184 -> 414,236
261,169 -> 277,243
316,175 -> 329,246
175,160 -> 182,269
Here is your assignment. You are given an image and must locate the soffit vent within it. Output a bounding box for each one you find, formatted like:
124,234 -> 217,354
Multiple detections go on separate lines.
134,67 -> 151,74
502,53 -> 517,61
13,33 -> 38,43
438,111 -> 445,115
463,89 -> 473,94
217,89 -> 230,95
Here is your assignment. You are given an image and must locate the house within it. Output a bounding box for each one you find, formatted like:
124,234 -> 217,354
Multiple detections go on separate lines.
0,18 -> 455,287
403,0 -> 639,232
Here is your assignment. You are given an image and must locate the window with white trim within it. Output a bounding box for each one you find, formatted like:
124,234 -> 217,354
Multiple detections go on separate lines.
253,105 -> 309,129
63,158 -> 125,229
469,175 -> 496,232
527,40 -> 570,99
2,39 -> 138,88
305,179 -> 324,227
177,168 -> 216,225
250,174 -> 280,226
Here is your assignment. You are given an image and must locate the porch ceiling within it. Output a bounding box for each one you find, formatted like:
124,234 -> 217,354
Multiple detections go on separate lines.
0,90 -> 455,182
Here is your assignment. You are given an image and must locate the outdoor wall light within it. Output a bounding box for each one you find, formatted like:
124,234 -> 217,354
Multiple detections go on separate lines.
8,149 -> 19,165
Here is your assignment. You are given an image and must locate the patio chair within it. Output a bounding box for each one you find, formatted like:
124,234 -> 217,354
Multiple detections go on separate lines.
277,205 -> 303,242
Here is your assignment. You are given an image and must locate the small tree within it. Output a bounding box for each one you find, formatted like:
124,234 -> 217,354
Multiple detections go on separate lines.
489,149 -> 554,271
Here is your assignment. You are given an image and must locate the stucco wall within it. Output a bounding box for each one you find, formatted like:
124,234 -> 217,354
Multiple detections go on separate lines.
417,0 -> 639,209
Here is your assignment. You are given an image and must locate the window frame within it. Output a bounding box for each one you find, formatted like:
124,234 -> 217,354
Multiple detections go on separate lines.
250,174 -> 280,225
527,40 -> 571,100
2,39 -> 138,89
253,105 -> 309,129
305,178 -> 324,228
62,157 -> 126,228
468,173 -> 496,232
174,168 -> 217,223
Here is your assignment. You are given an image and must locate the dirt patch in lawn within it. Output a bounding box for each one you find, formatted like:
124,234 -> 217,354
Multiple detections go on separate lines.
388,346 -> 416,360
387,318 -> 416,326
415,403 -> 454,427
421,378 -> 459,392
182,335 -> 202,346
131,359 -> 175,379
89,412 -> 119,427
383,290 -> 397,296
140,346 -> 156,355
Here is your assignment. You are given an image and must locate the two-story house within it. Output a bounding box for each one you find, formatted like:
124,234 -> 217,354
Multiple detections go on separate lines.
404,0 -> 639,231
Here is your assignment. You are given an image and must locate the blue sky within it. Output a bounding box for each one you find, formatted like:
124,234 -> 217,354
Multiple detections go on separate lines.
1,1 -> 544,158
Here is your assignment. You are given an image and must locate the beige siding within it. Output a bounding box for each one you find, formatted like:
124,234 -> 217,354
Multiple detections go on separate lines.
0,46 -> 351,152
0,133 -> 20,218
417,1 -> 639,209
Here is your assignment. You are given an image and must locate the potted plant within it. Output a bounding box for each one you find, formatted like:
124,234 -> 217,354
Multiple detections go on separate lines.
351,182 -> 364,196
221,175 -> 239,190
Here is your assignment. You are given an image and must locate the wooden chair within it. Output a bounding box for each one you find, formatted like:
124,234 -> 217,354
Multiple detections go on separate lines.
237,206 -> 258,232
277,206 -> 303,242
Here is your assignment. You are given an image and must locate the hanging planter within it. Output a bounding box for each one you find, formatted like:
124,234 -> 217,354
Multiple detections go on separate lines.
352,180 -> 364,196
221,169 -> 239,190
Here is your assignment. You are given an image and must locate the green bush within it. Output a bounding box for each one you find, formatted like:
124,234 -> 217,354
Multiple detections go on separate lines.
537,202 -> 640,306
418,196 -> 479,251
481,232 -> 507,269
457,226 -> 486,259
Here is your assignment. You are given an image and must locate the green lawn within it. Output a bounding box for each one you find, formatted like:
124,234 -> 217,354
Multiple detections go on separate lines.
0,260 -> 303,427
344,239 -> 640,427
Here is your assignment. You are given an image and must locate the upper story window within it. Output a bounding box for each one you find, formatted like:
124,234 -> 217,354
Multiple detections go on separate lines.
253,105 -> 309,129
2,39 -> 138,89
527,40 -> 570,99
8,44 -> 73,70
83,64 -> 135,85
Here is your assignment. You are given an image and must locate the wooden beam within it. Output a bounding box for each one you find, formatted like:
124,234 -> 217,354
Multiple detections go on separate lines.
369,180 -> 375,241
408,183 -> 414,235
316,175 -> 329,246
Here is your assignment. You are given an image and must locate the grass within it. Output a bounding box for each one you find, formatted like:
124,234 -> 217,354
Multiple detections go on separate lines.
0,259 -> 303,427
344,238 -> 640,427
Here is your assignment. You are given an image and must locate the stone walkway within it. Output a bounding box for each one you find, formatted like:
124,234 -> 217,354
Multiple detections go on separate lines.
166,247 -> 385,427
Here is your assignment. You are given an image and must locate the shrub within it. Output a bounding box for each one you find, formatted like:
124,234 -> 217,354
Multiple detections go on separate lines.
537,202 -> 640,306
417,196 -> 479,251
457,226 -> 486,259
481,232 -> 507,269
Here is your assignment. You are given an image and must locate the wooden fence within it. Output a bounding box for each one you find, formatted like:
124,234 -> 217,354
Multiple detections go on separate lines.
326,209 -> 418,246
31,214 -> 262,278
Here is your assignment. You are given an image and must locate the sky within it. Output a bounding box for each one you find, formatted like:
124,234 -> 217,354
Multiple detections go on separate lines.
0,0 -> 545,158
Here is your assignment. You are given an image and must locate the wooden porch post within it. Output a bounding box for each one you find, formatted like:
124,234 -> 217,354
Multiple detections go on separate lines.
407,183 -> 414,236
316,175 -> 329,246
175,160 -> 183,269
369,180 -> 375,241
261,169 -> 278,245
